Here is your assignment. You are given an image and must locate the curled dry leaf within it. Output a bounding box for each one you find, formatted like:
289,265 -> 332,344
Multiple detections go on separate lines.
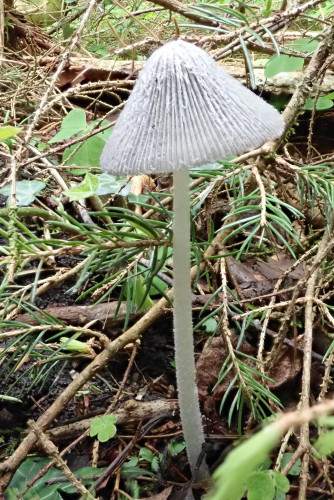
268,344 -> 303,389
196,335 -> 255,401
130,174 -> 156,215
227,254 -> 304,301
196,336 -> 255,432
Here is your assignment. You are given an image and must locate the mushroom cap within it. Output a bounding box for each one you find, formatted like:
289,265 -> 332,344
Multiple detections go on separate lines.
101,40 -> 284,175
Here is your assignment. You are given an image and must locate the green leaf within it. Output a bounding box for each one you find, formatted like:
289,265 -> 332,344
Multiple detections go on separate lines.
314,430 -> 334,457
121,464 -> 154,478
151,455 -> 162,473
209,425 -> 281,500
62,21 -> 74,39
264,55 -> 304,78
124,275 -> 154,313
49,109 -> 86,143
318,416 -> 334,428
168,440 -> 186,457
0,180 -> 46,206
272,471 -> 290,493
64,173 -> 99,201
139,448 -> 154,463
0,126 -> 21,141
203,317 -> 218,333
60,337 -> 91,353
121,457 -> 154,478
4,457 -> 62,500
68,168 -> 90,175
58,466 -> 104,494
4,457 -> 103,499
149,275 -> 168,296
304,97 -> 333,111
262,0 -> 272,17
90,414 -> 117,442
0,395 -> 22,403
63,135 -> 105,167
285,38 -> 319,52
247,472 -> 275,500
96,173 -> 131,196
280,453 -> 301,475
88,44 -> 109,56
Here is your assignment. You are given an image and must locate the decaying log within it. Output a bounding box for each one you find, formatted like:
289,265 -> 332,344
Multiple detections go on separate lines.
46,399 -> 179,440
37,55 -> 334,95
14,302 -> 139,332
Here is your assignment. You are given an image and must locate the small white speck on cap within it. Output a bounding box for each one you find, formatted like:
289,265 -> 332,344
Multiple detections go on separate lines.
100,40 -> 284,175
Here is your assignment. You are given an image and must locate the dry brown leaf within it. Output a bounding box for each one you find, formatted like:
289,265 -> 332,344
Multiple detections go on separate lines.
268,345 -> 303,389
196,335 -> 254,401
139,486 -> 173,500
227,254 -> 304,300
131,174 -> 156,215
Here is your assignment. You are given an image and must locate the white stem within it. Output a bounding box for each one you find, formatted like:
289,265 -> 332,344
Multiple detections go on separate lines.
173,170 -> 208,478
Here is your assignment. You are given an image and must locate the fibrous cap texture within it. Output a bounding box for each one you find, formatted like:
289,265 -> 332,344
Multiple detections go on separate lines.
101,40 -> 284,175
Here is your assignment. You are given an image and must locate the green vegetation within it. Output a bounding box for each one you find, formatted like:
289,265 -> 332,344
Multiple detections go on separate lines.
1,0 -> 334,498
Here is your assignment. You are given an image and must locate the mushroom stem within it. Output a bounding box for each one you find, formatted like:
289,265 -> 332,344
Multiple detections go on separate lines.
173,170 -> 208,478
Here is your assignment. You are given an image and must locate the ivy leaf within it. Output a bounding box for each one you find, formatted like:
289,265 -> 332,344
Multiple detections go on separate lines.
49,109 -> 86,143
0,180 -> 46,206
90,415 -> 117,442
64,173 -> 99,201
96,173 -> 131,196
63,135 -> 105,167
264,54 -> 304,78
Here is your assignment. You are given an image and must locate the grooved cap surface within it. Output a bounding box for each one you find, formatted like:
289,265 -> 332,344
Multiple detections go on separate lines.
101,40 -> 284,175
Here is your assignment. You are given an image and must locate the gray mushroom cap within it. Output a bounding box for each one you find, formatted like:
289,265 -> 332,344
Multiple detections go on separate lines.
100,40 -> 284,175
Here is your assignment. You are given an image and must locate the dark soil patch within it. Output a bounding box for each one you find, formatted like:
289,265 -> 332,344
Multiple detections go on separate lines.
0,315 -> 176,428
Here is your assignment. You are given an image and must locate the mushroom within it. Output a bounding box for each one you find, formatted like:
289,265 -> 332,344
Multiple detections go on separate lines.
100,40 -> 284,477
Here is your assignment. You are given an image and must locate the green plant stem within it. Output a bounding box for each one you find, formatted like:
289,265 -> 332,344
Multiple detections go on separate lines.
173,170 -> 208,478
0,207 -> 62,222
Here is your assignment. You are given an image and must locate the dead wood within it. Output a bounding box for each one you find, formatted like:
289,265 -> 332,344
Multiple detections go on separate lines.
4,8 -> 61,54
37,55 -> 334,95
147,0 -> 220,27
46,399 -> 179,441
14,302 -> 139,331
